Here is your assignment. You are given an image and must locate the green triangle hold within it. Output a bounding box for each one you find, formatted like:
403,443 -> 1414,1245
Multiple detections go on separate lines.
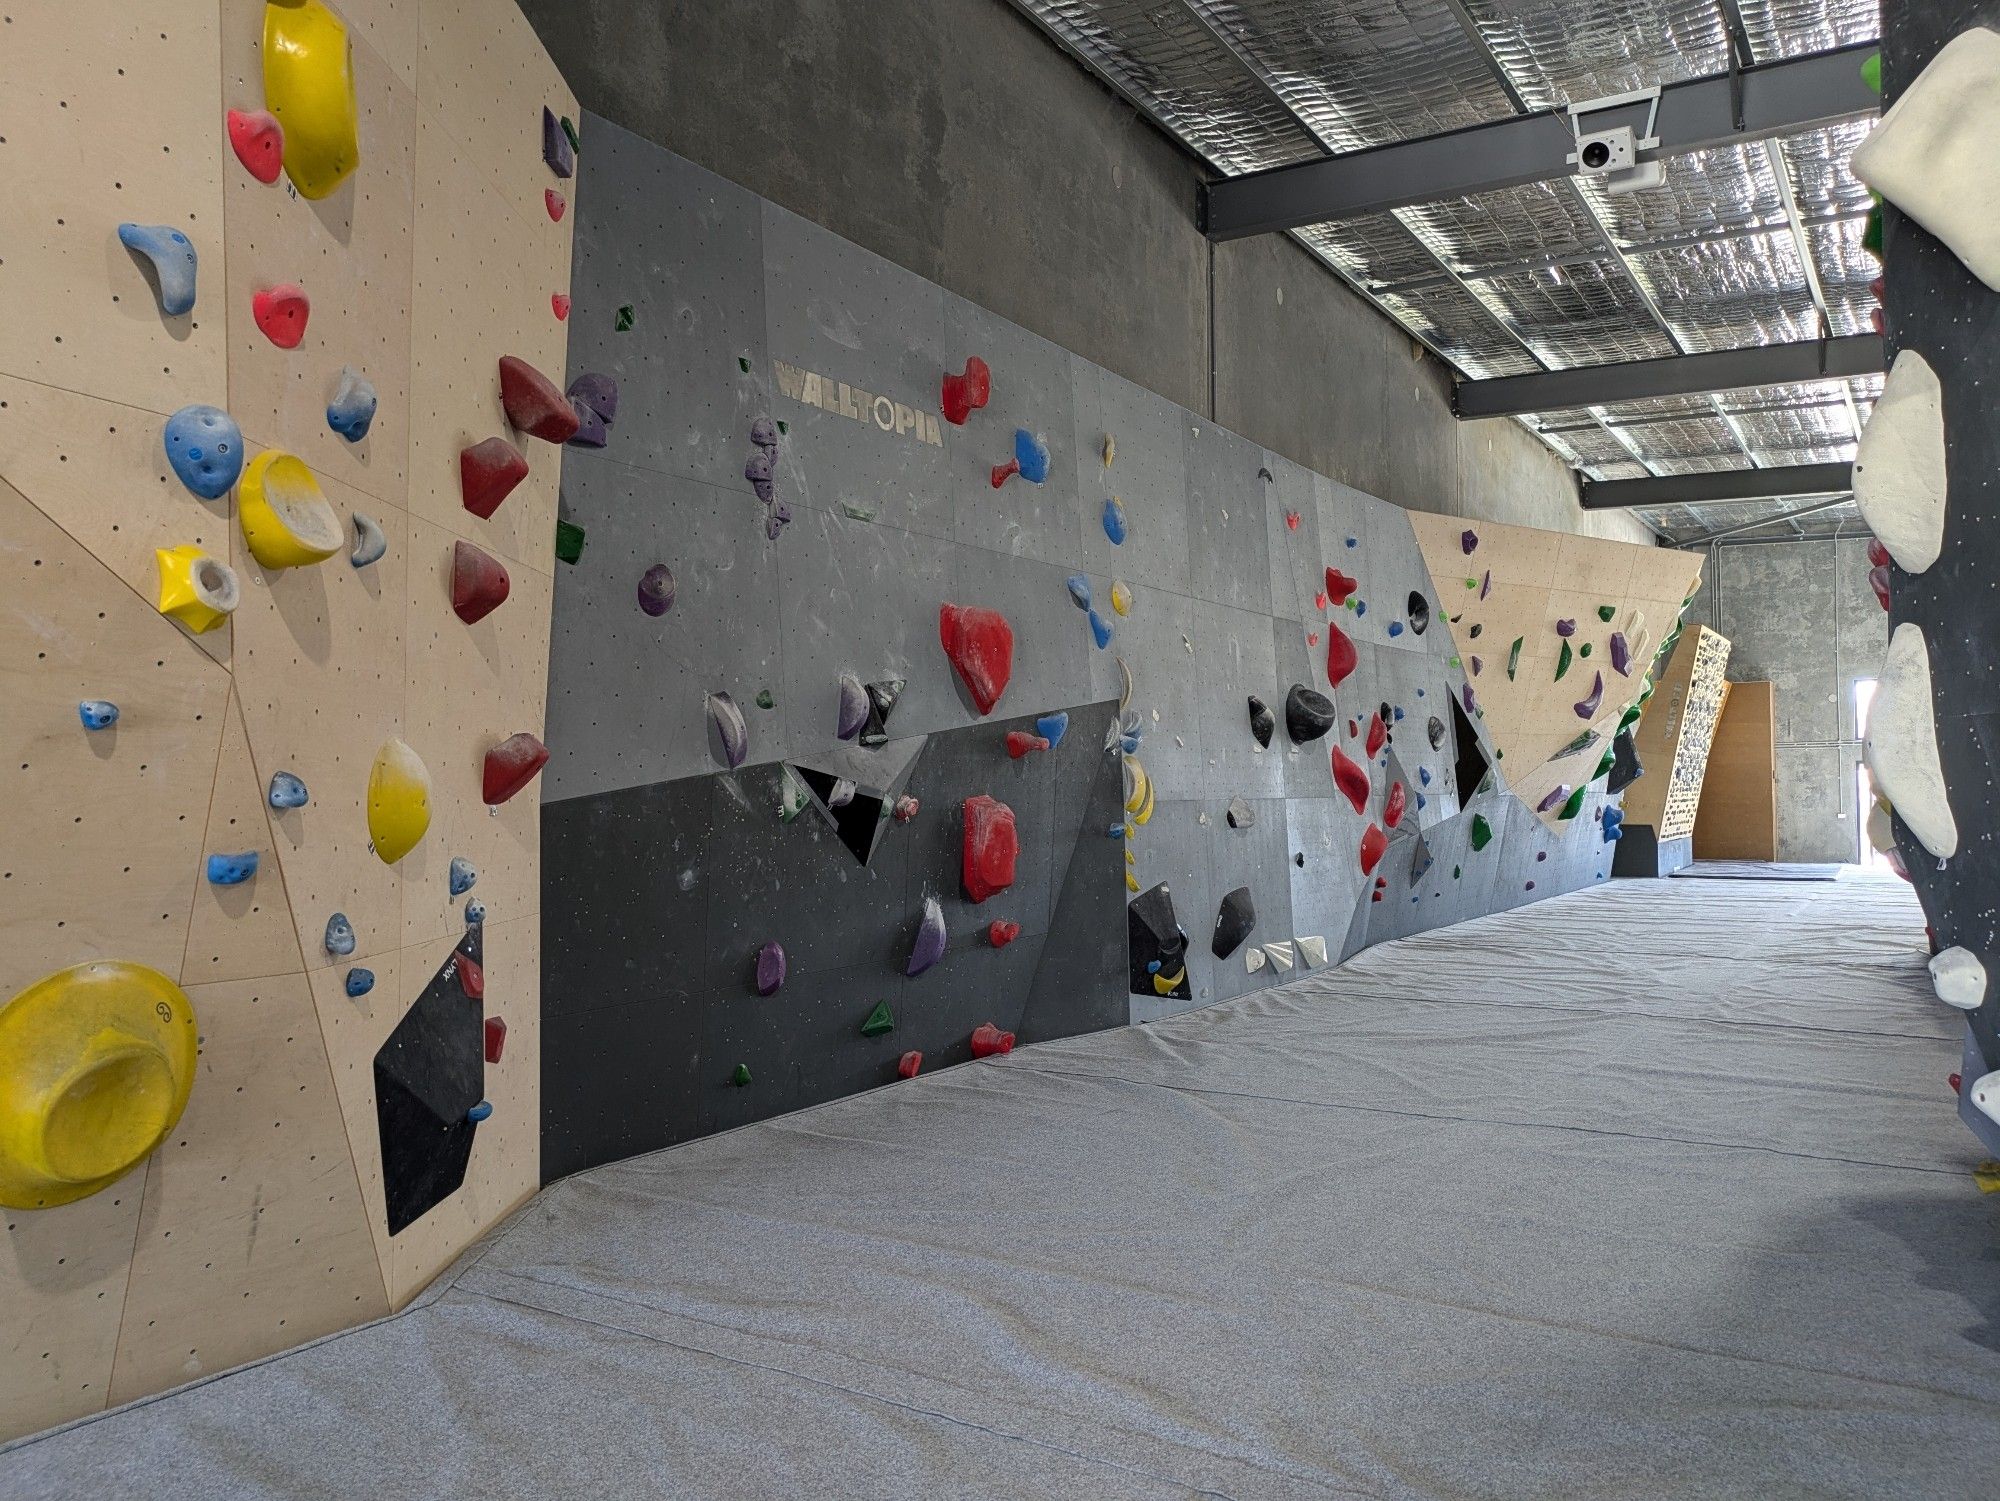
615,304 -> 636,332
1558,784 -> 1587,821
554,518 -> 586,564
730,1063 -> 752,1087
1555,640 -> 1573,681
1596,604 -> 1616,622
1470,814 -> 1493,851
860,1002 -> 894,1037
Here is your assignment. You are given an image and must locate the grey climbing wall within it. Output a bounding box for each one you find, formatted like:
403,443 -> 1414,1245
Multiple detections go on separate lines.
541,115 -> 1627,1173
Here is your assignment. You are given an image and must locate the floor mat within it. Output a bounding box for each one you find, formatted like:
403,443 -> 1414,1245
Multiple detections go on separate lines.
1671,859 -> 1849,881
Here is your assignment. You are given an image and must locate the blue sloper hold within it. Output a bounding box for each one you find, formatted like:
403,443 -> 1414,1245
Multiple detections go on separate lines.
268,770 -> 309,808
163,405 -> 244,500
119,223 -> 197,316
1015,429 -> 1050,484
1037,711 -> 1069,749
326,367 -> 378,443
324,912 -> 356,957
449,856 -> 477,896
466,1100 -> 494,1123
1102,497 -> 1128,545
1065,574 -> 1092,610
345,967 -> 375,998
206,851 -> 259,886
78,700 -> 119,730
1088,608 -> 1113,649
465,899 -> 487,926
1387,621 -> 1403,638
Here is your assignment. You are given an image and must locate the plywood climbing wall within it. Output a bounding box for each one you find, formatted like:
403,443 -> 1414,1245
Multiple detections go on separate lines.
0,0 -> 572,1441
1625,625 -> 1734,838
1693,680 -> 1778,861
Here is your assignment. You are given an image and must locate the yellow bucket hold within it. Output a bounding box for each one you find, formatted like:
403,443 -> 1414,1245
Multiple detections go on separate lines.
0,963 -> 199,1209
367,737 -> 432,864
239,449 -> 343,569
264,0 -> 360,199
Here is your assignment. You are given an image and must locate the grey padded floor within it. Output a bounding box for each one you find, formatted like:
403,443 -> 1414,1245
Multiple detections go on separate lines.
1670,860 -> 1849,881
5,875 -> 1996,1499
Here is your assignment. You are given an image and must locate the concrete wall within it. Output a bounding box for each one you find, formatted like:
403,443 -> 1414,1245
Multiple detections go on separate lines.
1702,539 -> 1886,862
516,0 -> 1647,547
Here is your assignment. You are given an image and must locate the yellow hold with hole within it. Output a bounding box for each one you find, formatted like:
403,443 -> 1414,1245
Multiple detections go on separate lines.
367,738 -> 432,864
239,450 -> 343,568
155,544 -> 240,633
263,0 -> 360,200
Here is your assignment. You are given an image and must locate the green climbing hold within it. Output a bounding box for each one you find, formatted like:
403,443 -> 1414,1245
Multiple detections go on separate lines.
841,503 -> 877,522
555,518 -> 586,564
1506,636 -> 1523,680
755,688 -> 775,710
731,1063 -> 752,1087
1862,199 -> 1883,260
1449,655 -> 1461,669
1555,640 -> 1573,681
738,356 -> 752,373
779,767 -> 811,823
1861,51 -> 1880,93
1464,576 -> 1478,590
1579,642 -> 1592,658
1618,704 -> 1642,733
1558,784 -> 1587,821
1470,815 -> 1493,852
1451,865 -> 1461,879
860,1002 -> 894,1037
776,420 -> 788,435
1593,748 -> 1615,781
1596,605 -> 1615,622
561,114 -> 581,153
615,305 -> 636,332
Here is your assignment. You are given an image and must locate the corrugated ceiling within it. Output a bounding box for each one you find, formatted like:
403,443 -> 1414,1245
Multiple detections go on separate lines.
1009,0 -> 1879,540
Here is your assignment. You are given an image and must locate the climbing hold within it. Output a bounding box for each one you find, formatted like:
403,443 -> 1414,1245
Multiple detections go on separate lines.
483,1016 -> 508,1065
546,188 -> 566,221
365,739 -> 431,865
1607,730 -> 1643,794
706,691 -> 750,770
744,450 -> 775,503
1600,806 -> 1625,843
1123,757 -> 1156,825
552,293 -> 571,320
456,952 -> 485,1001
1226,796 -> 1256,830
730,1064 -> 752,1087
1461,682 -> 1479,717
1205,887 -> 1254,961
449,857 -> 477,897
1383,781 -> 1406,830
237,449 -> 342,570
267,771 -> 308,809
1461,529 -> 1479,555
637,564 -> 676,617
76,700 -> 120,733
1555,640 -> 1573,682
988,920 -> 1021,948
465,900 -> 487,926
1558,785 -> 1587,821
1088,608 -> 1113,649
1036,711 -> 1069,748
345,968 -> 374,998
482,732 -> 550,805
1407,593 -> 1430,635
1572,671 -> 1604,720
1535,784 -> 1570,814
1480,571 -> 1491,600
1110,581 -> 1134,617
834,675 -> 869,741
497,356 -> 580,444
569,373 -> 620,425
860,679 -> 904,747
1264,941 -> 1294,973
1365,712 -> 1386,758
1065,574 -> 1092,610
324,912 -> 355,957
324,366 -> 378,443
612,304 -> 636,334
755,941 -> 787,997
349,512 -> 387,569
1426,715 -> 1446,752
1609,633 -> 1632,676
1358,824 -> 1388,876
1247,946 -> 1267,973
1930,948 -> 1989,1010
542,104 -> 575,178
226,107 -> 285,183
1006,730 -> 1050,759
893,794 -> 920,823
1331,746 -> 1370,814
1102,497 -> 1128,544
555,518 -> 586,564
118,224 -> 198,317
970,1023 -> 1016,1058
1556,619 -> 1576,639
154,546 -> 240,634
939,604 -> 1015,715
898,1050 -> 923,1078
1116,657 -> 1134,711
962,795 -> 1019,903
1285,685 -> 1335,744
251,283 -> 311,350
1852,350 -> 1946,573
1324,568 -> 1357,607
1865,622 -> 1958,858
205,851 -> 259,886
860,1002 -> 895,1037
990,429 -> 1050,487
1469,815 -> 1493,852
907,896 -> 948,976
1324,621 -> 1358,691
1285,510 -> 1301,530
567,400 -> 607,449
262,0 -> 359,195
941,356 -> 991,425
1247,695 -> 1276,749
162,405 -> 244,500
1868,565 -> 1891,612
1388,622 -> 1404,639
451,540 -> 511,624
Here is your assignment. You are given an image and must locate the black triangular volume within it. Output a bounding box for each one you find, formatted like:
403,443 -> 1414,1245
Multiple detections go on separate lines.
1449,690 -> 1492,806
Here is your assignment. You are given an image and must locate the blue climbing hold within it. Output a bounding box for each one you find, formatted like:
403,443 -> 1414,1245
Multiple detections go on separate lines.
1088,608 -> 1113,649
1345,536 -> 1357,548
1066,574 -> 1092,610
162,405 -> 244,500
1392,707 -> 1404,721
1355,600 -> 1367,616
1387,621 -> 1403,637
465,899 -> 487,926
1014,429 -> 1050,484
78,700 -> 119,730
466,1100 -> 494,1124
1416,793 -> 1427,810
449,856 -> 477,897
1107,824 -> 1126,839
324,912 -> 356,957
1102,497 -> 1128,545
326,366 -> 378,442
1120,733 -> 1140,754
1600,807 -> 1625,843
1418,766 -> 1431,786
205,851 -> 259,886
268,770 -> 309,808
1037,711 -> 1069,749
1146,960 -> 1161,974
119,223 -> 198,316
345,967 -> 375,998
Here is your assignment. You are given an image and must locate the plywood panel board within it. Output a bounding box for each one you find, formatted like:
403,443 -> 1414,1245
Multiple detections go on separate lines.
0,1181 -> 141,1441
0,1 -> 226,415
417,0 -> 577,216
1695,680 -> 1778,860
108,972 -> 388,1405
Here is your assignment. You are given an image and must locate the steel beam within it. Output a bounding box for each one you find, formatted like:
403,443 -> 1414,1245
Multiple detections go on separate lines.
1581,462 -> 1853,510
1454,334 -> 1882,418
1200,42 -> 1878,241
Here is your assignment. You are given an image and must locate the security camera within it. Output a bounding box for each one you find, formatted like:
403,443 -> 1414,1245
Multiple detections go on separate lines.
1567,88 -> 1663,195
1575,126 -> 1634,176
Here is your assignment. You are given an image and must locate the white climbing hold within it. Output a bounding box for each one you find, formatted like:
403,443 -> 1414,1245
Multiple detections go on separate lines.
1852,27 -> 2000,294
1263,941 -> 1294,972
1970,1070 -> 2000,1128
1929,947 -> 1987,1010
1852,349 -> 1947,574
1245,946 -> 1266,973
1297,935 -> 1327,967
1865,622 -> 1958,859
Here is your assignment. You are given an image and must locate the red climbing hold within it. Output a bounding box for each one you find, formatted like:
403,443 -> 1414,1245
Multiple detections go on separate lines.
1383,780 -> 1406,830
898,1050 -> 923,1079
1868,564 -> 1891,611
1331,745 -> 1370,814
551,293 -> 571,321
545,188 -> 566,221
1325,620 -> 1358,690
484,1016 -> 508,1064
970,1023 -> 1016,1058
1359,824 -> 1388,876
456,952 -> 485,1000
1324,568 -> 1357,607
498,355 -> 580,444
988,919 -> 1021,947
1314,591 -> 1327,611
939,603 -> 1015,716
1365,711 -> 1386,758
941,356 -> 992,425
962,794 -> 1019,904
1950,1072 -> 1963,1096
252,284 -> 310,349
451,539 -> 511,624
483,732 -> 550,805
1285,510 -> 1300,531
1005,730 -> 1050,759
226,108 -> 284,184
1867,537 -> 1891,568
460,437 -> 530,519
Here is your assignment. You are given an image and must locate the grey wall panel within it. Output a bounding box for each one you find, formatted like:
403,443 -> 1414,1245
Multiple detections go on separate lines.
1283,796 -> 1369,955
1270,617 -> 1334,803
1189,597 -> 1285,802
1126,797 -> 1218,1024
1085,579 -> 1204,796
1184,421 -> 1275,617
946,545 -> 1092,730
1071,358 -> 1192,597
1206,795 -> 1294,1004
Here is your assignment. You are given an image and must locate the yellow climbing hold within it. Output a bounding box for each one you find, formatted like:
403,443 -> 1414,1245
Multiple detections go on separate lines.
1123,756 -> 1156,826
1102,434 -> 1115,467
239,449 -> 343,568
155,544 -> 240,633
264,0 -> 360,200
1110,580 -> 1133,617
1125,870 -> 1140,893
1152,967 -> 1184,996
1974,1161 -> 2000,1194
366,737 -> 432,864
0,962 -> 198,1209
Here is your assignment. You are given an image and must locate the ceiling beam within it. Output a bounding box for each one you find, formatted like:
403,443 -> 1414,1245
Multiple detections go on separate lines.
1581,462 -> 1853,510
1453,333 -> 1882,418
1198,42 -> 1878,241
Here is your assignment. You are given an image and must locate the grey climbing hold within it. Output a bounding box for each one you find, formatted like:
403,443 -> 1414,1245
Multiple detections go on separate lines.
1066,574 -> 1092,610
1211,886 -> 1255,960
326,367 -> 378,442
1407,592 -> 1430,635
465,899 -> 487,926
118,223 -> 197,316
349,511 -> 387,569
637,564 -> 675,617
1427,715 -> 1446,752
324,912 -> 356,957
1284,684 -> 1335,744
836,674 -> 868,740
1247,695 -> 1275,749
756,940 -> 787,996
268,771 -> 308,808
906,896 -> 947,977
828,778 -> 857,809
449,857 -> 477,897
163,405 -> 244,500
1226,796 -> 1256,829
707,691 -> 749,769
860,678 -> 904,747
78,700 -> 119,730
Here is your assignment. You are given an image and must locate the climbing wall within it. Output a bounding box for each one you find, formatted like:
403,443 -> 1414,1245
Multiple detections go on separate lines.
0,0 -> 572,1441
539,120 -> 1700,1174
1624,626 -> 1733,840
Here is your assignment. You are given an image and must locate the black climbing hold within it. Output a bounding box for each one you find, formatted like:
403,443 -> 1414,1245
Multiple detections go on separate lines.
1284,684 -> 1335,744
373,928 -> 485,1235
1211,886 -> 1255,960
1407,592 -> 1430,635
1294,851 -> 1305,867
1426,715 -> 1446,752
1606,729 -> 1644,794
1128,882 -> 1191,1000
860,678 -> 905,747
1247,695 -> 1275,749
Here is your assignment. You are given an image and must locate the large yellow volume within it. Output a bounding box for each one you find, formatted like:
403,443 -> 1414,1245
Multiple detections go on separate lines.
367,738 -> 432,864
263,0 -> 360,199
239,449 -> 343,568
0,963 -> 199,1209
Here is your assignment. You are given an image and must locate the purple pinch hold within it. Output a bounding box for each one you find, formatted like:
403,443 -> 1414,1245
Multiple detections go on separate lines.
1556,618 -> 1576,637
1461,529 -> 1479,555
542,106 -> 575,179
1478,569 -> 1491,600
1461,681 -> 1479,716
906,896 -> 947,977
567,398 -> 607,448
755,940 -> 787,996
1469,655 -> 1483,676
1609,632 -> 1632,675
1572,671 -> 1604,720
567,372 -> 619,422
1536,784 -> 1570,813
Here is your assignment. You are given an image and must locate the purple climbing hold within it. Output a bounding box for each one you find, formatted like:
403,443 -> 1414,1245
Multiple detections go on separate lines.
755,940 -> 787,996
1573,671 -> 1604,719
1556,619 -> 1576,637
706,691 -> 749,768
1479,570 -> 1491,600
637,564 -> 675,617
750,416 -> 779,450
568,398 -> 607,448
1536,784 -> 1570,814
744,449 -> 775,502
836,674 -> 869,740
1461,529 -> 1479,555
906,895 -> 947,977
1609,632 -> 1632,676
1461,681 -> 1479,716
542,105 -> 575,178
568,372 -> 618,422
